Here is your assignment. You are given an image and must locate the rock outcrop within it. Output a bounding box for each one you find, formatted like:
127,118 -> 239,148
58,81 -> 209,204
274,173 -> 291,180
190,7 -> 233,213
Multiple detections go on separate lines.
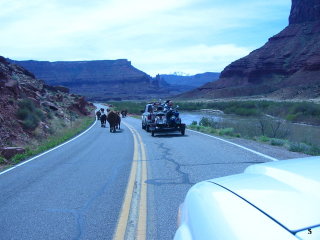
179,0 -> 320,100
0,56 -> 93,151
8,59 -> 171,100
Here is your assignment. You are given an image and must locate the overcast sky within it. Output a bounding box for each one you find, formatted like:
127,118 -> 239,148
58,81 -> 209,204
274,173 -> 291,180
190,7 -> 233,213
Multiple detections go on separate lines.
0,0 -> 291,76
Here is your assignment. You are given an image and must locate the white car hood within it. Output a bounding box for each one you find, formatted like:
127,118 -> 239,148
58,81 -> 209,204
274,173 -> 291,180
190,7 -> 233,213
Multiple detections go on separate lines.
211,157 -> 320,233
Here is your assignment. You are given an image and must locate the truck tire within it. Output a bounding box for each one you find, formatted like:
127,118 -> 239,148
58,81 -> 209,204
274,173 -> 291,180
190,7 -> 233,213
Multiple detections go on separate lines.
181,125 -> 185,135
151,131 -> 155,137
146,125 -> 150,132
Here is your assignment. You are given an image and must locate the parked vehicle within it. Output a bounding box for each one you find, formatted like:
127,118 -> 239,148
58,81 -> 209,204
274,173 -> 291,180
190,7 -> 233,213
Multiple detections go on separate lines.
174,157 -> 320,240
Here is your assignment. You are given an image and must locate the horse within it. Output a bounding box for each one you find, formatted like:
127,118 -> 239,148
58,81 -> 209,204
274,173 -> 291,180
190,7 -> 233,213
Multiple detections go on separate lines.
121,109 -> 127,118
100,113 -> 107,127
107,111 -> 119,132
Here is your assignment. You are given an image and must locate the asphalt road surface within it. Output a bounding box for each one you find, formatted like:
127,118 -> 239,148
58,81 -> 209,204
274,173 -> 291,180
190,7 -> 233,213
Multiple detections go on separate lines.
0,109 -> 305,240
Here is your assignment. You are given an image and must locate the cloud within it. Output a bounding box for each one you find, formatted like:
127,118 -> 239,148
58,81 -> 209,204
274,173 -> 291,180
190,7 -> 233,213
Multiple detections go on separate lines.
0,0 -> 291,75
104,44 -> 251,76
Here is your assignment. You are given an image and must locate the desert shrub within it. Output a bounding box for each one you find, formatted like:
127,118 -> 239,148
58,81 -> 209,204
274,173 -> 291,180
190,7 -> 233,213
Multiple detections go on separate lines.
218,128 -> 234,136
308,145 -> 320,155
0,156 -> 6,164
17,99 -> 44,130
209,128 -> 217,134
258,136 -> 270,142
288,142 -> 320,155
289,142 -> 311,153
199,117 -> 217,128
270,138 -> 286,146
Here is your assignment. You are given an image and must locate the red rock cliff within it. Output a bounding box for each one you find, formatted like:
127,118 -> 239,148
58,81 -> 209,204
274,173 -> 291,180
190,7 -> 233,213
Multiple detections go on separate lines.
180,0 -> 320,99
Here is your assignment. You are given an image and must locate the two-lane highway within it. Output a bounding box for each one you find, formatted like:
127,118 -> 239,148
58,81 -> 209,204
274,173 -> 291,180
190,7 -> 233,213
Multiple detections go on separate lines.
0,116 -> 134,239
0,112 -> 305,240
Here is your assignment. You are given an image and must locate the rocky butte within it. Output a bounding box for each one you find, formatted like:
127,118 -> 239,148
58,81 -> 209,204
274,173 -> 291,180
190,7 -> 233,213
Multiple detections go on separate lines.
179,0 -> 320,100
8,59 -> 171,101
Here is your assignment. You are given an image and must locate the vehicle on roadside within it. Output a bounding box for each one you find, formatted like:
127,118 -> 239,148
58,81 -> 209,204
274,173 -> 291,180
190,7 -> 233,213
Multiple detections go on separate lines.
174,157 -> 320,240
141,103 -> 154,132
141,102 -> 186,137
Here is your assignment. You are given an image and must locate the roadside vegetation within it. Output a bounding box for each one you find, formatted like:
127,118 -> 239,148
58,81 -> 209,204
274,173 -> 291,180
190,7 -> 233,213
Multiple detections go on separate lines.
1,115 -> 95,170
108,100 -> 320,126
188,117 -> 320,156
107,101 -> 147,115
17,99 -> 45,130
106,100 -> 320,156
176,100 -> 320,125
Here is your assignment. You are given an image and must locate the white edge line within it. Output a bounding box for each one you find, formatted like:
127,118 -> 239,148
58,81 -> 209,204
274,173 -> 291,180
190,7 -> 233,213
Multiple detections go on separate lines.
187,129 -> 278,162
0,118 -> 97,176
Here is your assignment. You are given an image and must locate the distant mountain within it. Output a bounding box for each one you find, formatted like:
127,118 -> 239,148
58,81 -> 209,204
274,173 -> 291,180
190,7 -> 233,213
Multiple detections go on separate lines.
158,72 -> 220,92
8,59 -> 171,100
179,0 -> 320,100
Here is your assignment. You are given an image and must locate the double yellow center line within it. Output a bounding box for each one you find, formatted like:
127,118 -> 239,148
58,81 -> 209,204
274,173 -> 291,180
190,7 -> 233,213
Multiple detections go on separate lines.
113,122 -> 148,240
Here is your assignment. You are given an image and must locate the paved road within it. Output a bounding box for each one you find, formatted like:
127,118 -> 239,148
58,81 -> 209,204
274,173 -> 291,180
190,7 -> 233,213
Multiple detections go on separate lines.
0,116 -> 133,239
0,112 -> 305,240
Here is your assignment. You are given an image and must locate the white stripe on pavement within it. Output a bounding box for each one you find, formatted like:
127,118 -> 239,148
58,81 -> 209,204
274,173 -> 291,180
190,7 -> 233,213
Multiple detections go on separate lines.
0,118 -> 97,176
187,129 -> 279,161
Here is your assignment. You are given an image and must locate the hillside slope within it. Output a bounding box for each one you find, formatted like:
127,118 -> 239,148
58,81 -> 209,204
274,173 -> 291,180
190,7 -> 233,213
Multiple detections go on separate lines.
0,56 -> 93,149
179,0 -> 320,100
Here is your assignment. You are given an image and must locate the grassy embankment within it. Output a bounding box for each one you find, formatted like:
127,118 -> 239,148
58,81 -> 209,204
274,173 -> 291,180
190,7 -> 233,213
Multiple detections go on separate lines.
0,115 -> 95,169
108,100 -> 320,155
180,100 -> 320,156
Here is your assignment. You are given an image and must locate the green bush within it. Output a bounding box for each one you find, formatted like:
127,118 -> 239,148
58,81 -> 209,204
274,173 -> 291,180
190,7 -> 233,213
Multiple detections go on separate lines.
270,138 -> 286,146
258,136 -> 270,142
288,142 -> 320,155
218,128 -> 234,136
289,142 -> 311,153
191,121 -> 197,126
209,128 -> 217,134
0,156 -> 6,164
199,117 -> 217,128
308,146 -> 320,155
17,99 -> 44,130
